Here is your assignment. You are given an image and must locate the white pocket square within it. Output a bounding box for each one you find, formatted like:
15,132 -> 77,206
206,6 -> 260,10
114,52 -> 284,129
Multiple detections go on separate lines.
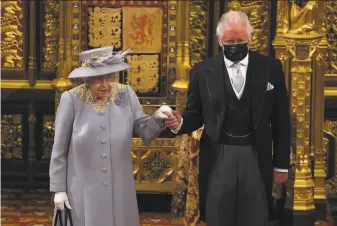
267,82 -> 274,91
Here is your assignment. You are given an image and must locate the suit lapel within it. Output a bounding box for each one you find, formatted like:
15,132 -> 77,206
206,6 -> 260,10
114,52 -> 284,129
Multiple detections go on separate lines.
248,51 -> 269,127
204,53 -> 226,129
204,51 -> 269,130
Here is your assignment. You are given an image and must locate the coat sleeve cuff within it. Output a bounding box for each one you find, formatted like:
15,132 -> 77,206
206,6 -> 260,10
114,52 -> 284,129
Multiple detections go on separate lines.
50,182 -> 67,192
171,117 -> 183,134
273,167 -> 288,173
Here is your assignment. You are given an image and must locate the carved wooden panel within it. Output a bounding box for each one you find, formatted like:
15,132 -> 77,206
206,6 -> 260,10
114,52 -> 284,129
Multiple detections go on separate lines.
126,54 -> 160,94
42,0 -> 59,70
132,138 -> 175,192
42,115 -> 55,160
1,115 -> 23,159
70,1 -> 176,106
226,0 -> 271,56
88,6 -> 122,48
1,1 -> 25,69
189,1 -> 208,66
324,120 -> 337,225
321,0 -> 337,100
325,121 -> 337,196
321,1 -> 337,75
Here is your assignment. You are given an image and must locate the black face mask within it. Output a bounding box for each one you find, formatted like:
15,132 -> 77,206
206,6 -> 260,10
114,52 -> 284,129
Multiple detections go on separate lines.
223,43 -> 249,62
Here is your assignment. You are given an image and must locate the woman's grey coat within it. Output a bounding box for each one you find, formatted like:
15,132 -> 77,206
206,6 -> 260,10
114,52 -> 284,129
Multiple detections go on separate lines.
49,84 -> 165,226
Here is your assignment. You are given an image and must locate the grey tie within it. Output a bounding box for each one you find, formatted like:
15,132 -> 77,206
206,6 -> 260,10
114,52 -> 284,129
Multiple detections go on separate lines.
232,63 -> 244,94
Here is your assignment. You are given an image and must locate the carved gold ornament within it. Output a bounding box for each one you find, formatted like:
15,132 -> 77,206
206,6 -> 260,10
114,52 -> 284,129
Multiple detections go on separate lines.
88,7 -> 122,48
1,0 -> 24,68
42,116 -> 56,159
126,54 -> 160,93
42,0 -> 59,69
227,0 -> 270,55
1,115 -> 23,159
324,121 -> 337,196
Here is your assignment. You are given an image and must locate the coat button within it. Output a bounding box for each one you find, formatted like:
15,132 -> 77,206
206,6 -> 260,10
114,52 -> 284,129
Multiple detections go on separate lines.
102,168 -> 107,173
102,182 -> 108,187
100,125 -> 106,130
101,140 -> 106,144
101,153 -> 107,158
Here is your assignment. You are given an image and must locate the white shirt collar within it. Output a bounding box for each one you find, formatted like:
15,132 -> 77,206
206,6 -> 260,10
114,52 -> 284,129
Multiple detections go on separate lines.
224,53 -> 249,68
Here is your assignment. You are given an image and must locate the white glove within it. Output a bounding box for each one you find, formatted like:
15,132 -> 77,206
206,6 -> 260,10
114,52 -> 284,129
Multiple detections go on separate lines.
154,105 -> 173,120
54,191 -> 72,210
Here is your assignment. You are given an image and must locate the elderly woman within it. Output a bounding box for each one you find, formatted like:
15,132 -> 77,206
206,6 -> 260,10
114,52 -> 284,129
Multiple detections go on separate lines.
50,47 -> 172,226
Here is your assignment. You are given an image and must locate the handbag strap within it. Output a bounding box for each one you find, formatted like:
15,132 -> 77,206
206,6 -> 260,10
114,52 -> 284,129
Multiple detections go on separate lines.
65,207 -> 74,226
54,210 -> 64,226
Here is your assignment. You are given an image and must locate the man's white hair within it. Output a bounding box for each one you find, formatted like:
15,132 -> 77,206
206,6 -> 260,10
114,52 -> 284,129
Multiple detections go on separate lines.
216,11 -> 254,39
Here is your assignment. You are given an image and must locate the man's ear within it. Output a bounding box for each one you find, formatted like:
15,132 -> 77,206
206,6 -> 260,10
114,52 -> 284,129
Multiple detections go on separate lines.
216,36 -> 223,47
247,38 -> 251,49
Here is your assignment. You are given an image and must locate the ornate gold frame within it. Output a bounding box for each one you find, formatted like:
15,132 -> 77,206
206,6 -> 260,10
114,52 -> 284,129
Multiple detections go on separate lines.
2,1 -> 337,225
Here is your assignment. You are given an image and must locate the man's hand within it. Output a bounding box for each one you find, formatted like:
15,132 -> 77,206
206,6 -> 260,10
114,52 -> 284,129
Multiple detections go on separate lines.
165,111 -> 181,130
273,171 -> 288,184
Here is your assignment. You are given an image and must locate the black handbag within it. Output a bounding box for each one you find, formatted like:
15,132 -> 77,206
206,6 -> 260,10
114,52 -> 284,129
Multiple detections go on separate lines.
53,207 -> 73,226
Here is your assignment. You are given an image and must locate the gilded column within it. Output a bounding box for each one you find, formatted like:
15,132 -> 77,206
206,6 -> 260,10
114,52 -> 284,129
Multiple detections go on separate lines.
170,0 -> 193,223
282,31 -> 325,226
273,1 -> 329,225
172,2 -> 190,94
284,33 -> 321,221
171,0 -> 190,221
312,36 -> 329,221
51,1 -> 73,110
316,3 -> 337,220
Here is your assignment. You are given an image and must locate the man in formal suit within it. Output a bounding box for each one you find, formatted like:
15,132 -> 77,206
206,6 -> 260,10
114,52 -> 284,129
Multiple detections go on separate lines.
165,11 -> 290,226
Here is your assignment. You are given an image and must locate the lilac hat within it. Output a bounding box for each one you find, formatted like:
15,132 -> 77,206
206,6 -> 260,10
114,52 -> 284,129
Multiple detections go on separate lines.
68,47 -> 130,78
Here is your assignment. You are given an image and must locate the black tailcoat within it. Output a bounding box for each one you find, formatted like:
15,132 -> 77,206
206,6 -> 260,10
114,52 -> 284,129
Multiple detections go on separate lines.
177,51 -> 291,219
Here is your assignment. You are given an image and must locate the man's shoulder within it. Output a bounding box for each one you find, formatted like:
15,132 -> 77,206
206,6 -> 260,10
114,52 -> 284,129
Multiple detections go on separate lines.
249,51 -> 280,66
192,54 -> 221,71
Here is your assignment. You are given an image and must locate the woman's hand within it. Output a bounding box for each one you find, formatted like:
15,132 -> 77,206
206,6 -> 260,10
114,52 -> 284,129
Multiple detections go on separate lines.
154,105 -> 173,120
54,191 -> 72,210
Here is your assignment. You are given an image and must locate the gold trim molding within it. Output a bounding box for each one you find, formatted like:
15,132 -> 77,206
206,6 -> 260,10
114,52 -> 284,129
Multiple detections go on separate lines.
326,74 -> 337,83
325,87 -> 337,97
1,80 -> 53,89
